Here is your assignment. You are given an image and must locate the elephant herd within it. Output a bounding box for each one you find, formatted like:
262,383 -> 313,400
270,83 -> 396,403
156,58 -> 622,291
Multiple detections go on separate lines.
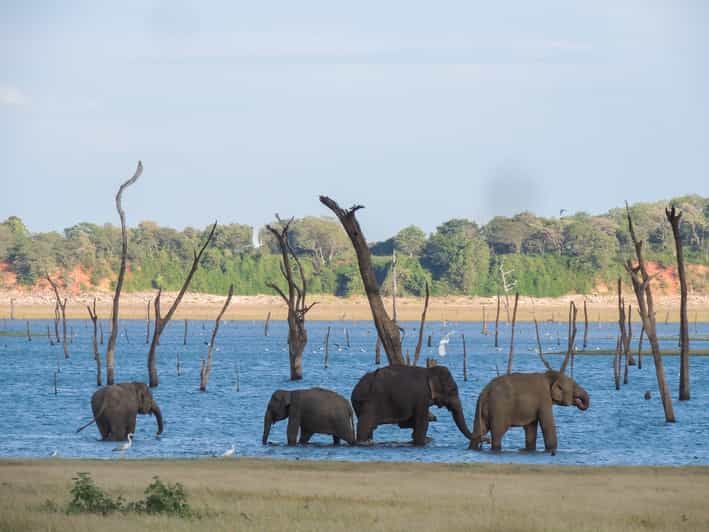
88,364 -> 590,454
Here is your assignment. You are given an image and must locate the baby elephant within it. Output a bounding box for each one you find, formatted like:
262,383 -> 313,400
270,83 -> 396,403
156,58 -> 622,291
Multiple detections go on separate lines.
262,387 -> 355,446
469,370 -> 589,454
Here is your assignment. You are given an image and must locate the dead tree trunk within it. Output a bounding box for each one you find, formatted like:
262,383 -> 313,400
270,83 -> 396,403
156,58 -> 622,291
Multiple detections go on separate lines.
148,222 -> 216,387
106,161 -> 142,384
266,217 -> 316,381
494,293 -> 501,348
53,303 -> 60,343
624,202 -> 675,422
264,311 -> 271,337
320,196 -> 405,365
324,326 -> 331,369
183,319 -> 188,345
26,321 -> 31,342
666,205 -> 690,401
481,304 -> 488,335
47,324 -> 53,345
583,300 -> 589,349
375,336 -> 381,365
145,299 -> 151,345
86,298 -> 101,386
534,317 -> 553,371
199,284 -> 234,392
624,304 -> 633,384
560,301 -> 578,375
614,336 -> 621,391
412,282 -> 430,367
462,333 -> 468,382
638,325 -> 644,369
506,292 -> 520,374
391,250 -> 398,322
47,276 -> 69,359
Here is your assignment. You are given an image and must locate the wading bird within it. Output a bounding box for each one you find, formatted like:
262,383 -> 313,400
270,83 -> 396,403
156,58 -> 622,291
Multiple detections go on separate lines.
222,444 -> 236,457
113,433 -> 133,452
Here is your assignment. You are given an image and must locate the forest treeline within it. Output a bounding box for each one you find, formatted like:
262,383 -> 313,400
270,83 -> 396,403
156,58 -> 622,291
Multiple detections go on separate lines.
1,195 -> 707,297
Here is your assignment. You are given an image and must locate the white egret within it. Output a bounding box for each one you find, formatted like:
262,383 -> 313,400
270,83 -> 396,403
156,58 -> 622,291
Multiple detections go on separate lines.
49,450 -> 58,457
438,331 -> 455,357
113,433 -> 133,452
222,444 -> 236,457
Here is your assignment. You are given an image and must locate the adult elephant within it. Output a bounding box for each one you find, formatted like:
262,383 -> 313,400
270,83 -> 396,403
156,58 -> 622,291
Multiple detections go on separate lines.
262,388 -> 355,445
89,382 -> 163,441
351,365 -> 472,446
468,370 -> 589,454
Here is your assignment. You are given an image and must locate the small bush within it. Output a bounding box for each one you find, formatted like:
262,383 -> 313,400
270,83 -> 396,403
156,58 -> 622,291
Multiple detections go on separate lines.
64,473 -> 193,518
67,473 -> 122,515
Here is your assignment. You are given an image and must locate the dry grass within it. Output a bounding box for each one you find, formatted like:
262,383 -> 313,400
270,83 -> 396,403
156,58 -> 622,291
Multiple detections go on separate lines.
1,459 -> 708,531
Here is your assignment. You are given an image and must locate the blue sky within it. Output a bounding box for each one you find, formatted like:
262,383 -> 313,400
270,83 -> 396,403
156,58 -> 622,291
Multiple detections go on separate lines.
1,1 -> 707,240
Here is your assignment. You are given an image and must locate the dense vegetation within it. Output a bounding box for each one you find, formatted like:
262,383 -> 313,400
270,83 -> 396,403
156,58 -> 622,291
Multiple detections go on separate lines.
1,195 -> 707,297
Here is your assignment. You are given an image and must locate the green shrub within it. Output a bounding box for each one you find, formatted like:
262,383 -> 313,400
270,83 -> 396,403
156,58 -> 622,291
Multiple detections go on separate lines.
66,472 -> 123,515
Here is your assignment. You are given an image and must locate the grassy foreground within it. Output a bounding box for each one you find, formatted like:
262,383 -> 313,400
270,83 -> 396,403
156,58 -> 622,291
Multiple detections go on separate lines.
1,459 -> 708,531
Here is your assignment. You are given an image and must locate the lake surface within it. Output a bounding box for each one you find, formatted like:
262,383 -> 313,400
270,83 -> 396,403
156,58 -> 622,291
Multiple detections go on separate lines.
0,317 -> 707,466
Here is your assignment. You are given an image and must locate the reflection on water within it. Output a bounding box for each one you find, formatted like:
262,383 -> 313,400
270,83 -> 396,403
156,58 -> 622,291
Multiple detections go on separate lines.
0,318 -> 707,465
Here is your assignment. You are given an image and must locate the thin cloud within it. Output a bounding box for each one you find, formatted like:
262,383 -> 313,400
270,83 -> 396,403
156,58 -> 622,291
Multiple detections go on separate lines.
0,85 -> 28,106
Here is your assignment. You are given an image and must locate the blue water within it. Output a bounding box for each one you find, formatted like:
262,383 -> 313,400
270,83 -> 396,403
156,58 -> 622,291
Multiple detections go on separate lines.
0,318 -> 707,466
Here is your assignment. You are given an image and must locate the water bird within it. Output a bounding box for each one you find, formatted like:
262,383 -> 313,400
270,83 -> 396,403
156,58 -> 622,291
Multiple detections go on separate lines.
438,331 -> 455,357
222,444 -> 236,457
49,449 -> 58,457
113,433 -> 133,452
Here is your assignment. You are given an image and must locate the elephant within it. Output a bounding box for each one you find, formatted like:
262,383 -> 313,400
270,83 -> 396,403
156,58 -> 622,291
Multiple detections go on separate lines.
468,370 -> 589,454
90,382 -> 163,441
351,365 -> 472,446
262,387 -> 355,446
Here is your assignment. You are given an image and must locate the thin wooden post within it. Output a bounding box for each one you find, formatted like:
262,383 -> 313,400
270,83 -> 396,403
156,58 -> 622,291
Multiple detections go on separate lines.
412,282 -> 430,367
391,250 -> 398,323
235,362 -> 240,392
637,325 -> 644,370
26,321 -> 31,342
324,326 -> 331,368
560,301 -> 578,375
583,300 -> 589,349
264,311 -> 271,337
462,333 -> 468,382
53,371 -> 58,395
506,292 -> 519,374
375,336 -> 381,365
534,317 -> 552,371
70,326 -> 74,345
145,300 -> 151,345
176,352 -> 181,376
47,324 -> 53,345
624,304 -> 633,384
47,277 -> 69,359
10,298 -> 15,320
345,328 -> 350,348
183,319 -> 188,345
200,284 -> 234,392
494,293 -> 500,348
614,337 -> 621,391
427,334 -> 432,347
99,321 -> 104,345
87,298 -> 101,386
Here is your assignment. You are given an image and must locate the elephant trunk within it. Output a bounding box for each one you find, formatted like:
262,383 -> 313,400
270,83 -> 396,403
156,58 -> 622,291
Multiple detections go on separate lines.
448,397 -> 473,440
151,404 -> 164,435
262,410 -> 273,444
574,387 -> 590,411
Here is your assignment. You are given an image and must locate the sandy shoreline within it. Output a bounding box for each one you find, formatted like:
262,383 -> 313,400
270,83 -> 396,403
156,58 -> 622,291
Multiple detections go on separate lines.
1,290 -> 708,322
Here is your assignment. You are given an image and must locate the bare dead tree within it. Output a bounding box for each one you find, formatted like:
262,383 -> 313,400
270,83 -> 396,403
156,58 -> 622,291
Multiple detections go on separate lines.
412,282 -> 430,367
264,311 -> 271,337
506,292 -> 520,374
494,293 -> 501,348
345,327 -> 351,348
666,205 -> 690,401
148,222 -> 217,387
47,324 -> 53,345
106,161 -> 142,384
266,217 -> 316,380
375,336 -> 381,365
199,284 -> 234,392
624,304 -> 633,384
47,276 -> 69,358
86,298 -> 101,386
99,321 -> 104,345
427,334 -> 432,347
391,250 -> 398,322
614,336 -> 621,391
320,196 -> 405,365
462,333 -> 468,382
183,319 -> 188,345
624,202 -> 675,422
583,299 -> 589,349
637,324 -> 644,369
145,299 -> 151,345
324,326 -> 331,369
534,317 -> 553,371
559,301 -> 578,375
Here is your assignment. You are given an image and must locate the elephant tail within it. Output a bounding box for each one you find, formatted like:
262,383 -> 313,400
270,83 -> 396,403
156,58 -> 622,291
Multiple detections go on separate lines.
468,390 -> 488,450
76,402 -> 106,433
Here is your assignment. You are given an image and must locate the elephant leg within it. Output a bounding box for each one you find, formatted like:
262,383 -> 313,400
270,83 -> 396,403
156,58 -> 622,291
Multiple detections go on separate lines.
412,404 -> 430,446
286,414 -> 300,446
524,421 -> 538,451
539,409 -> 558,454
489,419 -> 506,452
96,418 -> 110,440
127,416 -> 137,437
299,431 -> 313,444
332,435 -> 341,445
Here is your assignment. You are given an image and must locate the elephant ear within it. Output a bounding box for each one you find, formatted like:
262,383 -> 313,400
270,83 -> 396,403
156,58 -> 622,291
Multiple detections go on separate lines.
278,390 -> 292,407
427,376 -> 442,402
551,380 -> 564,403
